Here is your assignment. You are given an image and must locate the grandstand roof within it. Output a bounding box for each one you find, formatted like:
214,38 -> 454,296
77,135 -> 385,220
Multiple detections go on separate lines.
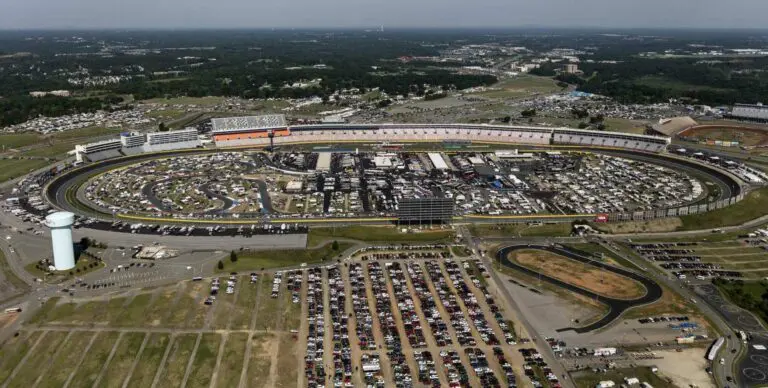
651,116 -> 697,136
211,114 -> 286,133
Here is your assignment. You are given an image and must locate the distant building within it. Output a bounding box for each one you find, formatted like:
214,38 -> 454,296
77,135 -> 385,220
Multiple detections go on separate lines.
729,103 -> 768,122
563,63 -> 579,74
650,116 -> 698,137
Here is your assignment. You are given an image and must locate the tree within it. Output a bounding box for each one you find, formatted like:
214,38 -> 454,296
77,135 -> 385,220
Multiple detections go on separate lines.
332,240 -> 339,251
520,108 -> 536,118
158,122 -> 168,132
230,251 -> 238,263
578,122 -> 589,129
217,260 -> 224,270
556,81 -> 569,89
501,116 -> 511,123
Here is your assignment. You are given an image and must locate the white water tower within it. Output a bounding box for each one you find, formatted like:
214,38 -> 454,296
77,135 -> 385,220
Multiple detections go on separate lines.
45,211 -> 75,270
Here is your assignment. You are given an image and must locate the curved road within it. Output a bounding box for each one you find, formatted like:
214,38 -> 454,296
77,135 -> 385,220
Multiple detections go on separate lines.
496,244 -> 663,333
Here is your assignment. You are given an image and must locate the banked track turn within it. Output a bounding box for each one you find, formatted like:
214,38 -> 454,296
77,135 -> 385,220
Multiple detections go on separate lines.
496,244 -> 663,333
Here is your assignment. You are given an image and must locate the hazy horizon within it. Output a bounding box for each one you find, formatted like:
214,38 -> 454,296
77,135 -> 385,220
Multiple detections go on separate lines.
2,0 -> 768,30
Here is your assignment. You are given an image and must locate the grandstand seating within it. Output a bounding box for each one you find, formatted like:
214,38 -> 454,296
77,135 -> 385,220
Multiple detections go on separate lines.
215,124 -> 669,152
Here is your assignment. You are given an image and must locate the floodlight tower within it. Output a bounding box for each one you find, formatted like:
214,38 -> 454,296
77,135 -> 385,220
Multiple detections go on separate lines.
45,211 -> 75,270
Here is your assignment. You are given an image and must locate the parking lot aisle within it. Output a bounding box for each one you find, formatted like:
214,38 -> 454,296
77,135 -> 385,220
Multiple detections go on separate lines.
148,333 -> 176,388
362,262 -> 395,386
401,261 -> 451,386
5,330 -> 71,388
32,330 -> 93,388
297,269 -> 312,388
320,268 -> 333,388
178,333 -> 203,388
119,333 -> 150,388
340,264 -> 365,388
246,275 -> 265,332
182,282 -> 209,329
207,333 -> 228,388
224,280 -> 243,330
382,263 -> 422,385
90,332 -> 126,388
457,260 -> 522,385
264,272 -> 290,388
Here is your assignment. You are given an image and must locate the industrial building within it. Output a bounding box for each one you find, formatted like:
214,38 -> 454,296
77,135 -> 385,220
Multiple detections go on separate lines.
315,152 -> 332,172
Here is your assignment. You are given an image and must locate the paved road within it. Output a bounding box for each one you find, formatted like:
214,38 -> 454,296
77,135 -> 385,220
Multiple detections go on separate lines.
495,244 -> 662,333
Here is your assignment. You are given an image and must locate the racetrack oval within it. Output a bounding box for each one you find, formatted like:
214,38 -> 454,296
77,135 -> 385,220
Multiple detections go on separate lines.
496,244 -> 663,333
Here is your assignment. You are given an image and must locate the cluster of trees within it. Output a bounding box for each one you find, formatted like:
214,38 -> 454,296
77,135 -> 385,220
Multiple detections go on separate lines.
0,30 -> 500,125
544,56 -> 768,105
714,278 -> 768,324
0,95 -> 122,127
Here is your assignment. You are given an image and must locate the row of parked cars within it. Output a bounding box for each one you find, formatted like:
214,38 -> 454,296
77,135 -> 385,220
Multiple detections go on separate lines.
328,265 -> 353,388
368,262 -> 413,387
387,262 -> 427,349
304,267 -> 326,387
445,260 -> 500,345
406,262 -> 453,347
465,259 -> 517,345
425,261 -> 476,347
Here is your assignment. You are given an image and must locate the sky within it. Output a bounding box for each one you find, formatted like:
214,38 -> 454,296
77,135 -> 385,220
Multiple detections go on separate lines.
2,0 -> 768,30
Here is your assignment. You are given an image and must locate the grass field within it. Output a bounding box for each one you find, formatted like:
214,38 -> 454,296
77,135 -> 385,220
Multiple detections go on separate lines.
49,126 -> 118,140
0,133 -> 41,149
155,333 -> 198,388
246,333 -> 275,387
67,331 -> 120,387
126,333 -> 170,388
187,334 -> 221,388
218,242 -> 352,272
5,274 -> 300,388
215,333 -> 248,388
144,96 -> 225,106
603,117 -> 647,134
572,366 -> 675,388
307,225 -> 454,246
0,158 -> 50,182
99,332 -> 146,388
7,330 -> 68,387
679,187 -> 768,230
470,76 -> 562,99
0,331 -> 42,383
469,222 -> 572,238
510,249 -> 646,299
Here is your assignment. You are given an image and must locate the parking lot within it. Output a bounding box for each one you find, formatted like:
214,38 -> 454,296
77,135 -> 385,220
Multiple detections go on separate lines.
0,249 -> 559,388
629,231 -> 768,280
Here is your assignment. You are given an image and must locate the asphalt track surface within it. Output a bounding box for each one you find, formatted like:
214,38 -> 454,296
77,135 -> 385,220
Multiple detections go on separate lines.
496,244 -> 663,333
45,146 -> 740,226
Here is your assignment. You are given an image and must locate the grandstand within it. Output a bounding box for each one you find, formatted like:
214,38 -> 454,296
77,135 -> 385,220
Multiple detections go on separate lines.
75,139 -> 122,163
213,121 -> 670,153
211,114 -> 289,144
729,104 -> 768,122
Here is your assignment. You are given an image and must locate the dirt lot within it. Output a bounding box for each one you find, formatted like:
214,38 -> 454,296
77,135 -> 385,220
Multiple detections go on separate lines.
511,249 -> 646,300
592,218 -> 683,234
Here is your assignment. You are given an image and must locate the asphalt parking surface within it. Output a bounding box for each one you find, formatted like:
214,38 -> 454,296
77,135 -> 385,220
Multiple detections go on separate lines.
496,244 -> 663,333
694,283 -> 768,386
